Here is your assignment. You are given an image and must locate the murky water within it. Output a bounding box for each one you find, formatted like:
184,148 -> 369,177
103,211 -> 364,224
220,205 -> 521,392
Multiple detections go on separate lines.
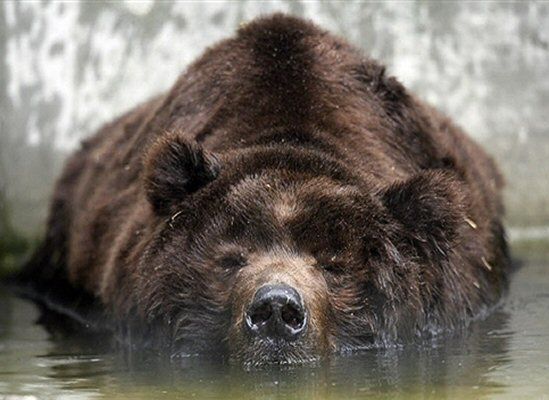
1,245 -> 548,399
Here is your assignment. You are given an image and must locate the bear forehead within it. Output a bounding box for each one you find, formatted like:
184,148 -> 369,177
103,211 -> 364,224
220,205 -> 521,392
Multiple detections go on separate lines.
183,172 -> 376,257
223,172 -> 366,221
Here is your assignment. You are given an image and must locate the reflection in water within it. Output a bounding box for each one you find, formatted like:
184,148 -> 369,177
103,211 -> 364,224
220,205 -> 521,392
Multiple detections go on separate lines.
1,249 -> 548,399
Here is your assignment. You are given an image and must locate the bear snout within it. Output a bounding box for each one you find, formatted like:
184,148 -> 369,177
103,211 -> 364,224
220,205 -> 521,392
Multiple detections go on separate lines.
245,284 -> 307,341
227,252 -> 332,365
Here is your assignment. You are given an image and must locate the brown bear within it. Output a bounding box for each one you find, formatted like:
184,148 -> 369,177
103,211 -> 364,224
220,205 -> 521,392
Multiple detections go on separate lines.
14,14 -> 510,366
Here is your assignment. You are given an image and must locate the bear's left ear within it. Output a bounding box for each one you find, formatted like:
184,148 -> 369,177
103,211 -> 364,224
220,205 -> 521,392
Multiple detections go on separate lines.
143,133 -> 221,215
381,170 -> 466,255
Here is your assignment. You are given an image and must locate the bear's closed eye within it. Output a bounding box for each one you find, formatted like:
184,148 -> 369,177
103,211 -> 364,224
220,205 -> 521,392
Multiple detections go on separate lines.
219,253 -> 247,271
318,261 -> 345,275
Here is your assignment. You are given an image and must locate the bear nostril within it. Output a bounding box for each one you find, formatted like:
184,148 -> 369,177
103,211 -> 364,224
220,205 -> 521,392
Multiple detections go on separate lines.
281,302 -> 303,329
245,284 -> 307,340
249,302 -> 272,326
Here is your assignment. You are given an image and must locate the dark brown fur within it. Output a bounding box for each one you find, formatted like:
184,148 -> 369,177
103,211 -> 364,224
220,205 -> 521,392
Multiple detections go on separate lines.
16,14 -> 510,365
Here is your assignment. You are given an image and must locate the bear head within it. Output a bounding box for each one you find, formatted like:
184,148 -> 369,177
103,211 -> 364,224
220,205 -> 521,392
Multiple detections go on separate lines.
135,131 -> 467,366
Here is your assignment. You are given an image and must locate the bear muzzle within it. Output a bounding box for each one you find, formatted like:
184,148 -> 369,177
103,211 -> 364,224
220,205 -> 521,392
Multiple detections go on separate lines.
227,252 -> 331,365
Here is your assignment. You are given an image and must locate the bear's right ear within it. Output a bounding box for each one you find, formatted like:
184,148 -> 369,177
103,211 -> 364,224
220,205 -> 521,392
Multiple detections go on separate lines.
143,133 -> 220,215
381,170 -> 466,256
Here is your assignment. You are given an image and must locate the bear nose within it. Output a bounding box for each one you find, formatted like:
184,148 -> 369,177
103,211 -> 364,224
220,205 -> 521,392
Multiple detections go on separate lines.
245,284 -> 307,341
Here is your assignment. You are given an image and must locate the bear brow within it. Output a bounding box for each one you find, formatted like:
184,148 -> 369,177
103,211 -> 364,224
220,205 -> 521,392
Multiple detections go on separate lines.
230,144 -> 360,184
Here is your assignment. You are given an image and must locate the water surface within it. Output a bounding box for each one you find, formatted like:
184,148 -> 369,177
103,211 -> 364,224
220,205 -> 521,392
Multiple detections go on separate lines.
1,245 -> 548,399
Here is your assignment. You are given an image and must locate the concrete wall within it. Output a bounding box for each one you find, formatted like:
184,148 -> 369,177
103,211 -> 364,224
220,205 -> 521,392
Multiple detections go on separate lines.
1,1 -> 548,244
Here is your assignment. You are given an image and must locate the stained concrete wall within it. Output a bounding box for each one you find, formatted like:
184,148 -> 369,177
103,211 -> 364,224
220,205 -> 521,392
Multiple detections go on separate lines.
1,1 -> 548,245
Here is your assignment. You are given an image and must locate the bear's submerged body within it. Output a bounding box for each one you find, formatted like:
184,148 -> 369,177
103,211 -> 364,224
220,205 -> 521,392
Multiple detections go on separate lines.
17,14 -> 510,365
